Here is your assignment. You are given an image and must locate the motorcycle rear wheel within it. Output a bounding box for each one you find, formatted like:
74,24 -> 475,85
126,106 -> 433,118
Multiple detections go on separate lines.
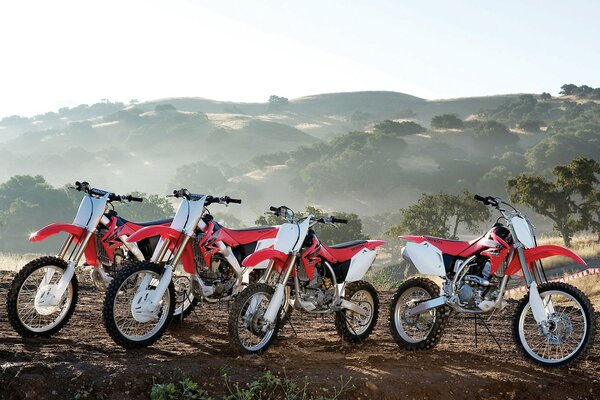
389,277 -> 448,350
335,280 -> 379,343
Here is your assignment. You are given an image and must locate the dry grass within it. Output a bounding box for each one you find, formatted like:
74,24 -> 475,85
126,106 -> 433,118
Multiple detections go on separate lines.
506,270 -> 600,301
565,273 -> 600,308
0,253 -> 39,272
536,234 -> 600,269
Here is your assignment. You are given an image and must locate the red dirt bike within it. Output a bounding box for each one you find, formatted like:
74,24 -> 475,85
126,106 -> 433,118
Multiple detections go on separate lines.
228,206 -> 385,354
102,189 -> 281,348
6,181 -> 172,337
389,194 -> 595,367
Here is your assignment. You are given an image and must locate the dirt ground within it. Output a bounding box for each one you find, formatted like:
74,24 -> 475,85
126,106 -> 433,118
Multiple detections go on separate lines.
1,271 -> 599,400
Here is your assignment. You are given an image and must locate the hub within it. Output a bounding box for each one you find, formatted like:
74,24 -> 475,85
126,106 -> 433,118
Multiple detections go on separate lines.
34,284 -> 61,315
131,289 -> 159,323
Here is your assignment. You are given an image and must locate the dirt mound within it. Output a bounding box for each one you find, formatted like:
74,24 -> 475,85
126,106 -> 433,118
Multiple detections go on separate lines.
1,272 -> 599,399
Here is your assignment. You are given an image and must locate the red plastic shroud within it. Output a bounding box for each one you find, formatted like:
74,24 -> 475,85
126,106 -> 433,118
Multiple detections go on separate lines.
401,229 -> 586,277
243,238 -> 386,281
30,217 -> 171,268
128,221 -> 279,274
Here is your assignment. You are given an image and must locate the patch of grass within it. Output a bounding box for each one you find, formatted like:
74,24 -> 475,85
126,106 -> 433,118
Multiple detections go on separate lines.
223,370 -> 353,400
566,273 -> 600,308
150,371 -> 354,400
0,252 -> 39,271
365,263 -> 409,290
506,271 -> 600,302
150,378 -> 212,400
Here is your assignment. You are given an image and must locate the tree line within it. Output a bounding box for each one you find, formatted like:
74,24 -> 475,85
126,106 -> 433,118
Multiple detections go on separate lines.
1,155 -> 598,254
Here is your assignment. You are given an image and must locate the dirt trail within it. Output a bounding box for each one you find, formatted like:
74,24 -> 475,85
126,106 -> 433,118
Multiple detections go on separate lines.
1,272 -> 599,400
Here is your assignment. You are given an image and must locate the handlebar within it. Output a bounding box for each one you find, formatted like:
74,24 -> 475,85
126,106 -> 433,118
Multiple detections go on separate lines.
122,195 -> 144,203
331,216 -> 348,224
171,188 -> 242,205
474,194 -> 499,207
316,216 -> 348,225
474,194 -> 519,214
268,205 -> 347,225
73,181 -> 144,203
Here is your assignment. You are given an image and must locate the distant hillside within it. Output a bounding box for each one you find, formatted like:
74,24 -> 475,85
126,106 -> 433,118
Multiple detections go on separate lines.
1,88 -> 598,225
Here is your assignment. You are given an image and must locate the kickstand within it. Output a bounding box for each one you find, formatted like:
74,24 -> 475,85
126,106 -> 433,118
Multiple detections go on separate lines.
474,314 -> 501,351
191,294 -> 201,321
184,292 -> 201,322
474,315 -> 477,348
283,309 -> 297,337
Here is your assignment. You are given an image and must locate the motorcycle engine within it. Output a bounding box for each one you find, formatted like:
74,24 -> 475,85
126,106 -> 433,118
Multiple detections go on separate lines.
196,254 -> 235,298
297,263 -> 335,310
455,256 -> 501,310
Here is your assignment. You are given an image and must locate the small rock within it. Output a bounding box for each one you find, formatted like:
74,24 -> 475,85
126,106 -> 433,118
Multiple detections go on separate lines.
365,381 -> 379,392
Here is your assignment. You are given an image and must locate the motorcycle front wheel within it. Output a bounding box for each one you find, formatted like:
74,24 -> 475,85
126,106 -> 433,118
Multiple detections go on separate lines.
228,283 -> 280,355
102,261 -> 175,349
513,282 -> 595,367
6,256 -> 78,337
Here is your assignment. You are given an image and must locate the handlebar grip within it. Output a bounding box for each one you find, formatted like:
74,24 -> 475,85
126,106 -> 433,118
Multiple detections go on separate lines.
228,198 -> 242,204
269,206 -> 278,212
129,196 -> 143,203
332,217 -> 348,224
474,194 -> 486,202
74,181 -> 91,193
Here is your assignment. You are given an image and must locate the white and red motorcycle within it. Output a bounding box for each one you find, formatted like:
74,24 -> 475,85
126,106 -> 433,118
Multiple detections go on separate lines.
6,181 -> 172,337
228,206 -> 385,354
102,189 -> 280,348
390,195 -> 595,366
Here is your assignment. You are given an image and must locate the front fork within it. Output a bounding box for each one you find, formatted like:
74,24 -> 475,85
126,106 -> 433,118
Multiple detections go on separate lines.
43,232 -> 92,306
137,236 -> 189,314
514,244 -> 553,325
263,254 -> 297,325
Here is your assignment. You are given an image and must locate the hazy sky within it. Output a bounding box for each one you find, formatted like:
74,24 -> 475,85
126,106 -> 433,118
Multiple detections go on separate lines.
1,0 -> 599,118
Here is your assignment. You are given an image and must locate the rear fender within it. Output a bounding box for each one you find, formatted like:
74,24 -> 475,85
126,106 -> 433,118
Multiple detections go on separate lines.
506,245 -> 586,276
365,240 -> 386,250
399,235 -> 426,242
29,223 -> 86,242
